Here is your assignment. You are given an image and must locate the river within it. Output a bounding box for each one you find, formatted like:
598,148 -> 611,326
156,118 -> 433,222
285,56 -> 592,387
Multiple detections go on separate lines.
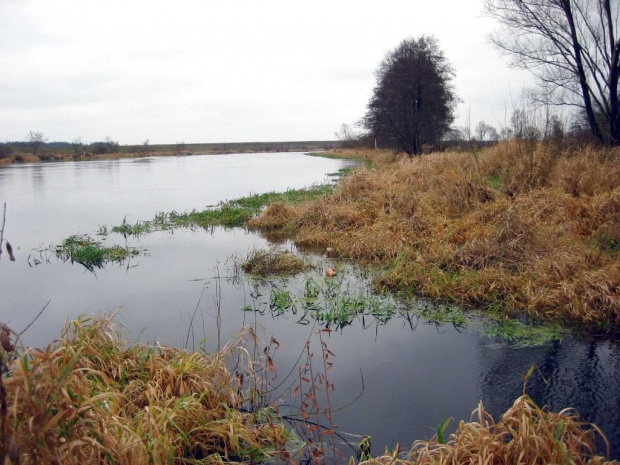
0,152 -> 618,459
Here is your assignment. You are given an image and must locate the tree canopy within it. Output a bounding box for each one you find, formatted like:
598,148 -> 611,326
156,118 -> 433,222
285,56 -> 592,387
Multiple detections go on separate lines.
362,36 -> 458,156
485,0 -> 620,146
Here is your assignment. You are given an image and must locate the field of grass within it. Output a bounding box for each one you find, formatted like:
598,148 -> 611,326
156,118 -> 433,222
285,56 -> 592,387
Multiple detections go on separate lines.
249,141 -> 620,333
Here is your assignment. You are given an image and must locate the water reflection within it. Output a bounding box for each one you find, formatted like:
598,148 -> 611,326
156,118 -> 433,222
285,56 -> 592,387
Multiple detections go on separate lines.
176,254 -> 620,458
477,336 -> 620,458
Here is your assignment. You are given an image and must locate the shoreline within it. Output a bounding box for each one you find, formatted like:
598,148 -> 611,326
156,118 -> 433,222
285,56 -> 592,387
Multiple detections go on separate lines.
249,143 -> 620,334
0,148 -> 323,166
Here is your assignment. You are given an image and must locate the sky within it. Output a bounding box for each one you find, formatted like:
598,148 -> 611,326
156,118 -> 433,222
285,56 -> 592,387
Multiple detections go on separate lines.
0,0 -> 534,145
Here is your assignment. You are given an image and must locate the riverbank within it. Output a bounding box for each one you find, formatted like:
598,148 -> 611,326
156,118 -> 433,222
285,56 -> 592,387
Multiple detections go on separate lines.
249,142 -> 620,333
1,315 -> 616,464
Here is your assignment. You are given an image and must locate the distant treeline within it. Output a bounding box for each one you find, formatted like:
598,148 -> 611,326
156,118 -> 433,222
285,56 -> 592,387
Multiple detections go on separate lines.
0,140 -> 341,159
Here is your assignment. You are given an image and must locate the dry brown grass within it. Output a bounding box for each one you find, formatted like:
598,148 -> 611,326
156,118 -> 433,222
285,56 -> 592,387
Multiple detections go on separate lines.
251,142 -> 620,330
317,148 -> 407,165
3,314 -> 288,464
360,394 -> 616,465
241,248 -> 311,276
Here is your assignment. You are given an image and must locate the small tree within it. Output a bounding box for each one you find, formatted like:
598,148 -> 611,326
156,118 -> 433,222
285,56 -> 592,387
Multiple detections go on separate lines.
475,121 -> 499,141
499,126 -> 514,140
334,123 -> 361,148
105,137 -> 119,153
26,131 -> 48,156
362,36 -> 458,156
90,137 -> 119,155
71,137 -> 85,156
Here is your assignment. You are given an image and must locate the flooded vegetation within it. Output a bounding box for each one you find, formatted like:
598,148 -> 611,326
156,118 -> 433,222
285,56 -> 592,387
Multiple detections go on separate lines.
1,149 -> 619,462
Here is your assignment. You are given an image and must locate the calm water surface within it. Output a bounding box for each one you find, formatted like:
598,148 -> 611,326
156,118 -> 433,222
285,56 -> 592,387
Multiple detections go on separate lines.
0,152 -> 618,459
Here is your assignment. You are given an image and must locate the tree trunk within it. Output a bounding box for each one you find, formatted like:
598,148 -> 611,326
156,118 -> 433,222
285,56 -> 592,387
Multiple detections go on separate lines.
603,0 -> 620,145
562,0 -> 605,143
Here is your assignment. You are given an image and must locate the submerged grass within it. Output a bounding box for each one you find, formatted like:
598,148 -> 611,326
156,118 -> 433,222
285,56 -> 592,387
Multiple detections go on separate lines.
249,142 -> 620,333
3,314 -> 289,464
484,319 -> 568,347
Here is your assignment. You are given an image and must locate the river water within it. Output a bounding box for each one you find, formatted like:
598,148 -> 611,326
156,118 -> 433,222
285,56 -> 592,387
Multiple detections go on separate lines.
0,152 -> 619,460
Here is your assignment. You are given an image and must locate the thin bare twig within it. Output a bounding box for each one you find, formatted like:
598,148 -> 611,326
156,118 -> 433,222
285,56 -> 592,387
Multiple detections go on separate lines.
19,300 -> 52,336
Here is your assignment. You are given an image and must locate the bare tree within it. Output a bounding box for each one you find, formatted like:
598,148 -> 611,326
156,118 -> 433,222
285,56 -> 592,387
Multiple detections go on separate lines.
445,127 -> 466,142
334,123 -> 355,141
26,131 -> 48,156
475,121 -> 499,141
485,0 -> 620,145
499,126 -> 515,140
334,123 -> 361,148
362,36 -> 458,156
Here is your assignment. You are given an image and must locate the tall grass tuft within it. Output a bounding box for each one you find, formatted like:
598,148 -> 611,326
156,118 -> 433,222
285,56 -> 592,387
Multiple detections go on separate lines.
3,314 -> 289,464
242,248 -> 311,276
360,394 -> 614,464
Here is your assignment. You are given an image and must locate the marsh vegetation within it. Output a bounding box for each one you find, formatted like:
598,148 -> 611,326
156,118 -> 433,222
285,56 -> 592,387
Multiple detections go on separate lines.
250,142 -> 620,333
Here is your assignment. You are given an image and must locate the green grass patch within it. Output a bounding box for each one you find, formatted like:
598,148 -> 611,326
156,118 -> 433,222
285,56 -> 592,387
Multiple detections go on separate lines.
487,175 -> 503,189
107,185 -> 335,236
592,234 -> 620,253
418,304 -> 467,326
484,319 -> 566,346
54,234 -> 141,271
326,166 -> 357,179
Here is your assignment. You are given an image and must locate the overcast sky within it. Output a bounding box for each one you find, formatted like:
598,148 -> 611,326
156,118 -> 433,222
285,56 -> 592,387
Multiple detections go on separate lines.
0,0 -> 534,145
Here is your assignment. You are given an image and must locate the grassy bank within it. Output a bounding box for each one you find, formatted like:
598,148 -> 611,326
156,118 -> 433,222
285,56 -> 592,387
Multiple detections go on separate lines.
248,142 -> 620,332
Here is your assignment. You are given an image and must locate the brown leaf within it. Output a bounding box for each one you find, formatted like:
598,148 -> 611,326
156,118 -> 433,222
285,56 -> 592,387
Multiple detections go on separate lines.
1,324 -> 15,352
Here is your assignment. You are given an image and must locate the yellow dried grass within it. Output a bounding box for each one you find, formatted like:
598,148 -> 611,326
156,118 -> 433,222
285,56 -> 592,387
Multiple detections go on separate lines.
360,395 -> 616,465
3,314 -> 288,464
252,143 -> 620,330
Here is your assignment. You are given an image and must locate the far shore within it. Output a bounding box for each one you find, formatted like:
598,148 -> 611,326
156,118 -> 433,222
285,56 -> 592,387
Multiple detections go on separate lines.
0,140 -> 341,165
